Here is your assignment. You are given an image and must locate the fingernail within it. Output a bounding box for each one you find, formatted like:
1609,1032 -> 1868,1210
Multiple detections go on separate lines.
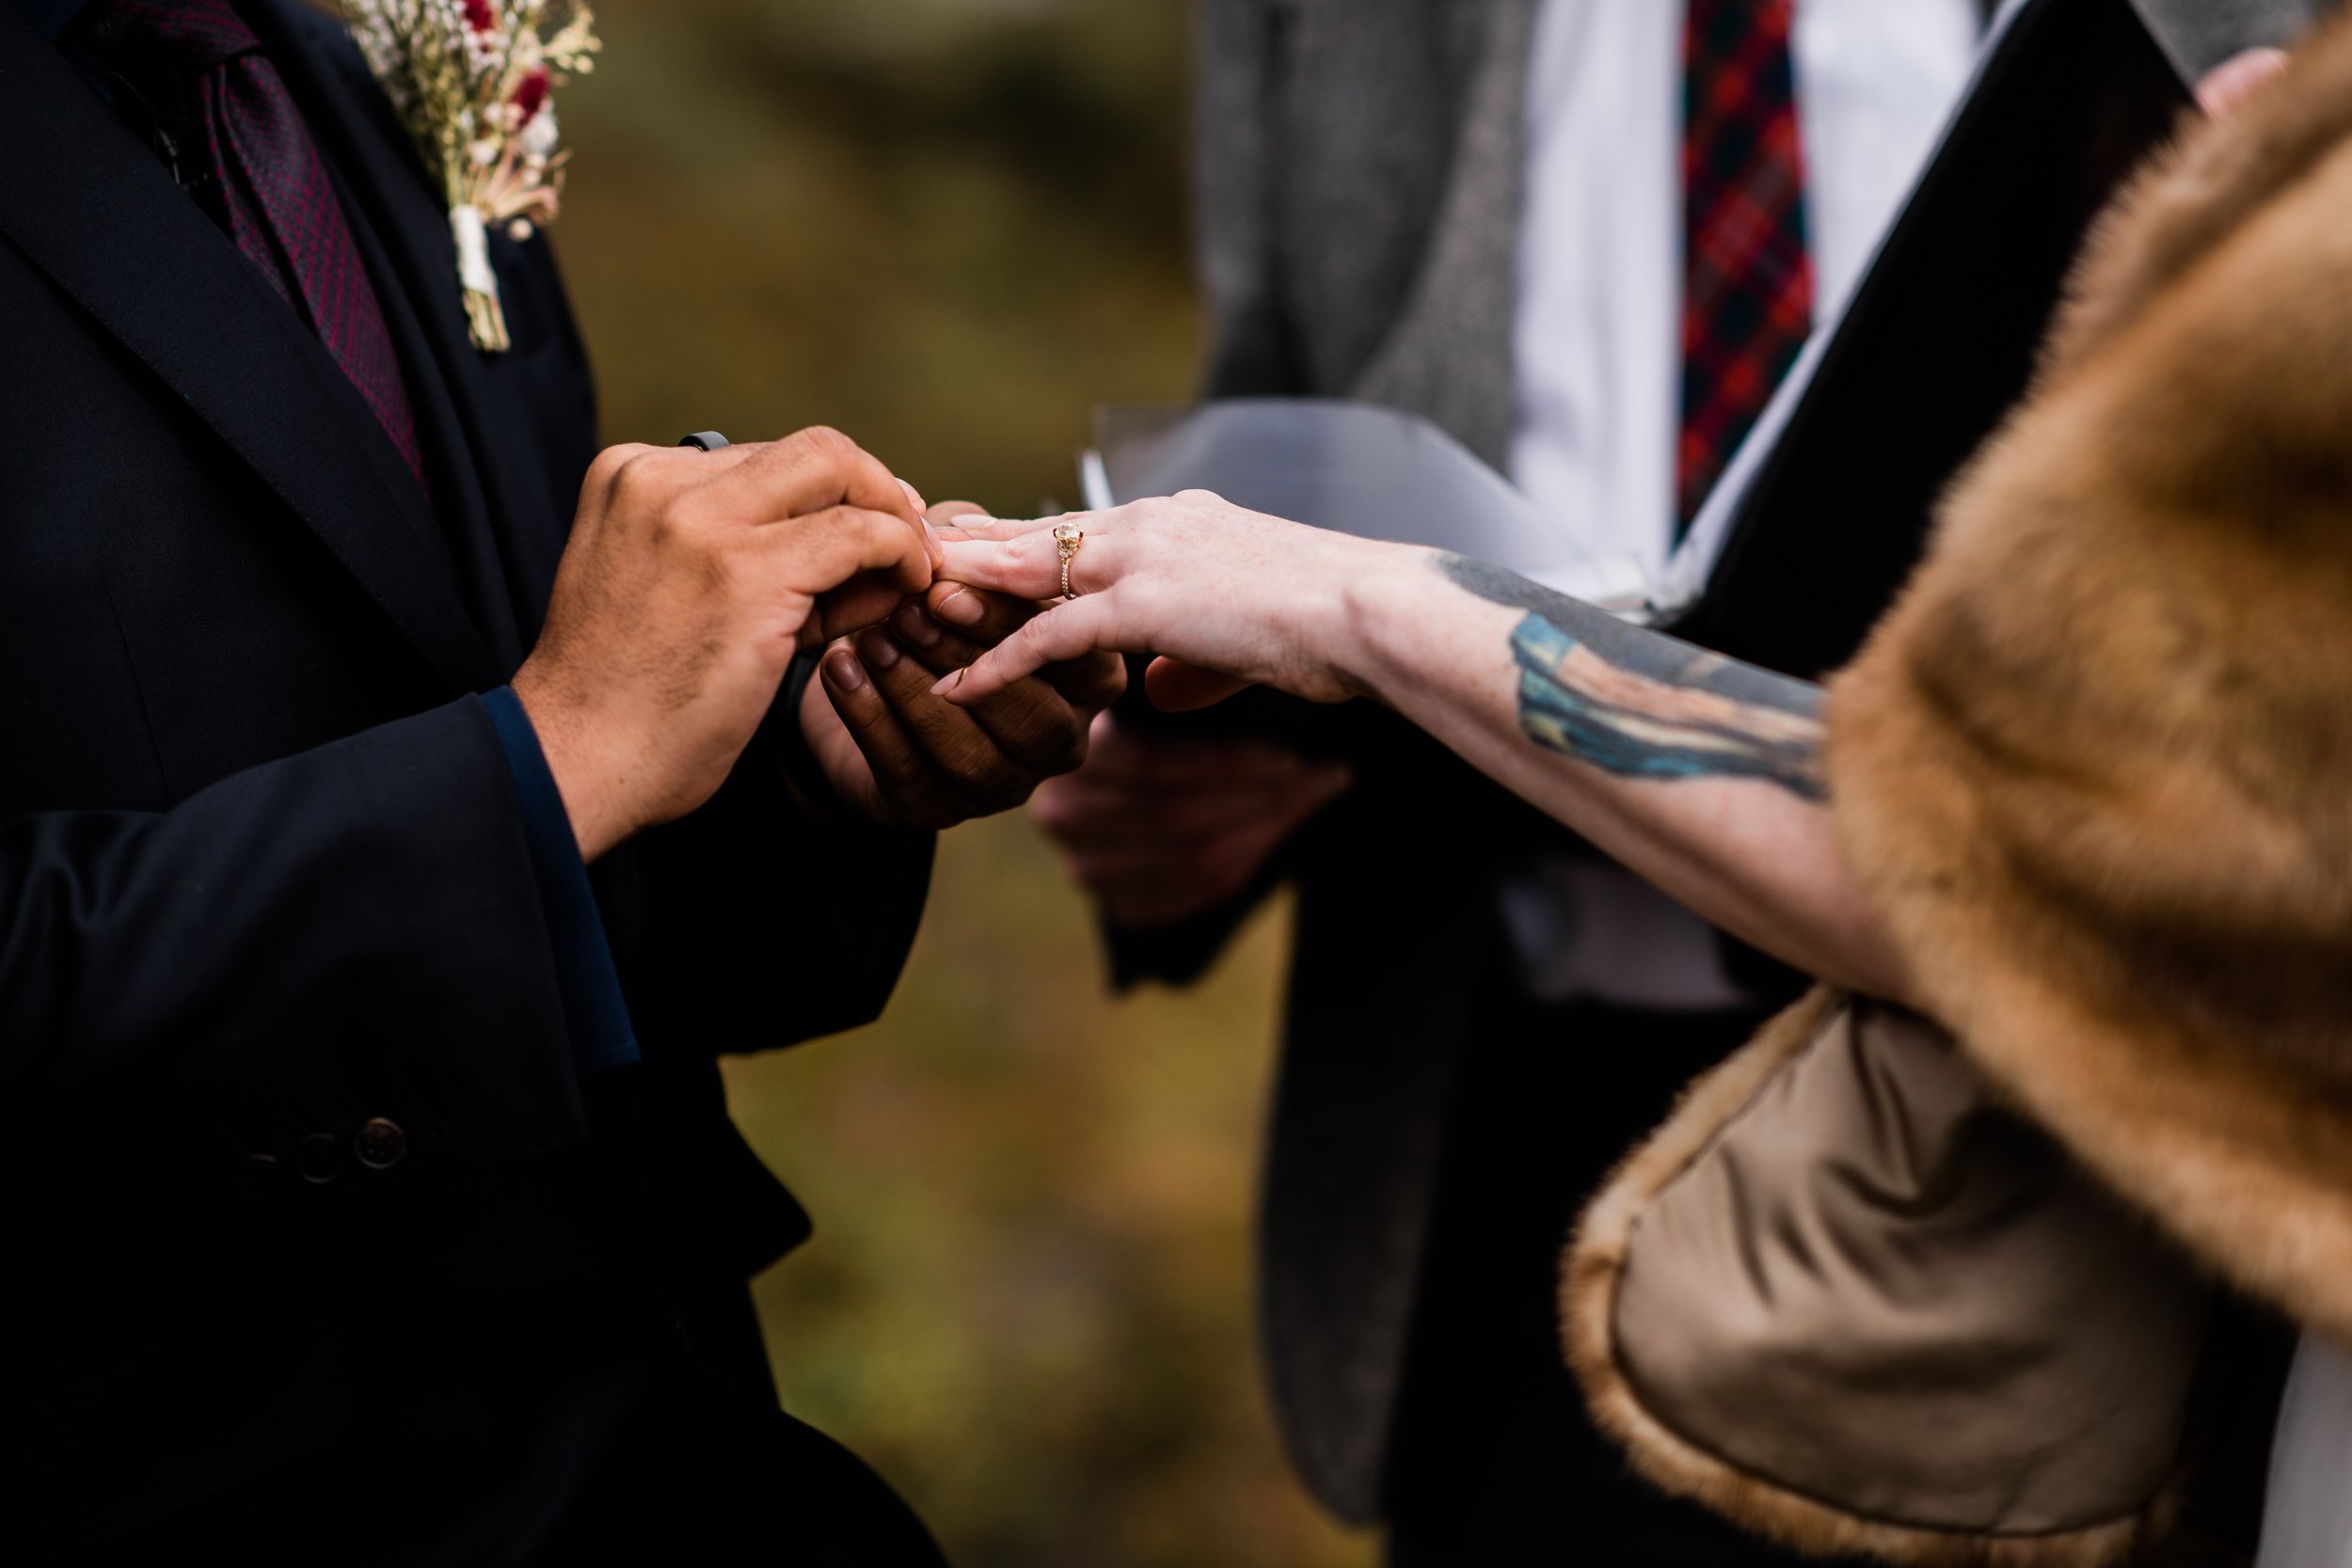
896,605 -> 943,647
857,627 -> 901,671
899,478 -> 928,514
934,586 -> 986,627
824,649 -> 867,692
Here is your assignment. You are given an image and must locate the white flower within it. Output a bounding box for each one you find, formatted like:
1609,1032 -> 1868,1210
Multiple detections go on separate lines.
520,110 -> 560,159
343,0 -> 598,352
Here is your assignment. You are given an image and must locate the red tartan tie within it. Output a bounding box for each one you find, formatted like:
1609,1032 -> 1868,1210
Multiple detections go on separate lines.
82,0 -> 429,489
1677,0 -> 1813,533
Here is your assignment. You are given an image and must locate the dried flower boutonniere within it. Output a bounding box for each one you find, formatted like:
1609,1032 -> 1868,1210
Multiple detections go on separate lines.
344,1 -> 600,352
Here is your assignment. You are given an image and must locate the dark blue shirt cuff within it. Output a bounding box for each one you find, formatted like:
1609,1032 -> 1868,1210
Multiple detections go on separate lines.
481,687 -> 642,1076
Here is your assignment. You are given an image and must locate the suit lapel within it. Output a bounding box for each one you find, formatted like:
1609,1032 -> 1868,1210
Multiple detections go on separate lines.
1349,0 -> 1535,468
0,2 -> 503,696
251,0 -> 557,668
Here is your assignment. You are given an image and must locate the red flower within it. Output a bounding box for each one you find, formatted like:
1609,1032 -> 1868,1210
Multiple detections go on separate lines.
511,67 -> 550,125
461,0 -> 498,32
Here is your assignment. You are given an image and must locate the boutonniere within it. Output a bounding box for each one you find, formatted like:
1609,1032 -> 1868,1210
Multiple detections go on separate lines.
345,2 -> 601,352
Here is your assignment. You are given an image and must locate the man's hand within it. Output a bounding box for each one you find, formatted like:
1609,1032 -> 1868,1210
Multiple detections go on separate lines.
513,428 -> 935,861
800,503 -> 1126,827
1031,715 -> 1352,929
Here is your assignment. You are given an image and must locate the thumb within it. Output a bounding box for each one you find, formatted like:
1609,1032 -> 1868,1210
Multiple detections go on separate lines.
2198,47 -> 2290,119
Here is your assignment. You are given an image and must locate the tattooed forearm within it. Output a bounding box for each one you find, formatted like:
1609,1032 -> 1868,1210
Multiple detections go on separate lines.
1437,554 -> 1827,801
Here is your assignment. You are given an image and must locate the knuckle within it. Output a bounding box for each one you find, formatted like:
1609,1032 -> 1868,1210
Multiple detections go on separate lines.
646,499 -> 700,554
962,774 -> 1025,816
874,744 -> 930,792
1005,710 -> 1088,775
795,425 -> 856,463
609,451 -> 674,515
585,443 -> 647,488
939,732 -> 1009,784
995,733 -> 1063,775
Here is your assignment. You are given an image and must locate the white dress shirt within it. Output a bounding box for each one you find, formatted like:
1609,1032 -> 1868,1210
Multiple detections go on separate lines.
2259,1336 -> 2352,1568
1497,0 -> 1977,1009
1511,0 -> 1980,583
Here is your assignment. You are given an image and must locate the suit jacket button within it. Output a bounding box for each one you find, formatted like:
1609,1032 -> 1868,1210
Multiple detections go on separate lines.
236,1152 -> 286,1198
354,1117 -> 408,1171
295,1132 -> 345,1185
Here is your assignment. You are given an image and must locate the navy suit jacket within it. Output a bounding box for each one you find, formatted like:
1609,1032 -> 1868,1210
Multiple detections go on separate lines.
0,0 -> 931,1549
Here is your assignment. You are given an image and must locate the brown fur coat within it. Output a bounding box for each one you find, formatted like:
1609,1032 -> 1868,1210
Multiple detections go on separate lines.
1833,9 -> 2352,1354
1564,12 -> 2352,1567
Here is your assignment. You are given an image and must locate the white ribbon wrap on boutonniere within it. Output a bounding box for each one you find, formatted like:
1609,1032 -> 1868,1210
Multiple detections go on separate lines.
344,1 -> 600,353
450,203 -> 498,296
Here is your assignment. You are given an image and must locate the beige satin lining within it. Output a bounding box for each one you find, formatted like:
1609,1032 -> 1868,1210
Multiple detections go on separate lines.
1613,1000 -> 2209,1535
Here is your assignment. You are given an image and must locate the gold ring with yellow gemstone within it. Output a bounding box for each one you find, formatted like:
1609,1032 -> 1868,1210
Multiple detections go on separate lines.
1054,521 -> 1086,600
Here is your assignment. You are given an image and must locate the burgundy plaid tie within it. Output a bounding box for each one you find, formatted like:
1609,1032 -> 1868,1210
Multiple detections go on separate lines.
1677,0 -> 1813,533
83,0 -> 428,488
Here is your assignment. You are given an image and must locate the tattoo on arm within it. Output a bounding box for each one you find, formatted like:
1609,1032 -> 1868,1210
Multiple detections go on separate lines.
1437,554 -> 1827,802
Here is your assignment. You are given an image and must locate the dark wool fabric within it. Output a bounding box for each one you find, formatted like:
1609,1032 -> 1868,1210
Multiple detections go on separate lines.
78,0 -> 427,485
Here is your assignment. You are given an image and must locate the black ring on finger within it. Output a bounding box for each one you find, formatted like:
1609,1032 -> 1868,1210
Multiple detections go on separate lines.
678,431 -> 732,451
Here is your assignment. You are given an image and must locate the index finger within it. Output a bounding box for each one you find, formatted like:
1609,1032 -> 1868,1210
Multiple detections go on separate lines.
934,594 -> 1126,705
703,428 -> 930,542
904,590 -> 1128,711
760,504 -> 936,618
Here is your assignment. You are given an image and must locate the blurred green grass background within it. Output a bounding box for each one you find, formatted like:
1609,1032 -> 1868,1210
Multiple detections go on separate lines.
558,4 -> 1372,1564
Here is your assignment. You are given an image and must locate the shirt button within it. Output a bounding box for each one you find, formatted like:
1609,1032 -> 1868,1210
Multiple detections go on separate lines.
295,1132 -> 345,1185
236,1152 -> 287,1199
353,1117 -> 408,1172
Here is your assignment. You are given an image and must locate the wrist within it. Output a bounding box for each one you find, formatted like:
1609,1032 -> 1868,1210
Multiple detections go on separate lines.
510,668 -> 635,861
1327,545 -> 1434,705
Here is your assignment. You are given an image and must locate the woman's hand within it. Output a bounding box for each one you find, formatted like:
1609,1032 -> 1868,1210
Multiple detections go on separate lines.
944,491 -> 1910,997
798,501 -> 1126,827
930,491 -> 1412,711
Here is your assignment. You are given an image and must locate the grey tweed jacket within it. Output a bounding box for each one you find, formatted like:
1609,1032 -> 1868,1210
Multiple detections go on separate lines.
1186,0 -> 2324,1524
